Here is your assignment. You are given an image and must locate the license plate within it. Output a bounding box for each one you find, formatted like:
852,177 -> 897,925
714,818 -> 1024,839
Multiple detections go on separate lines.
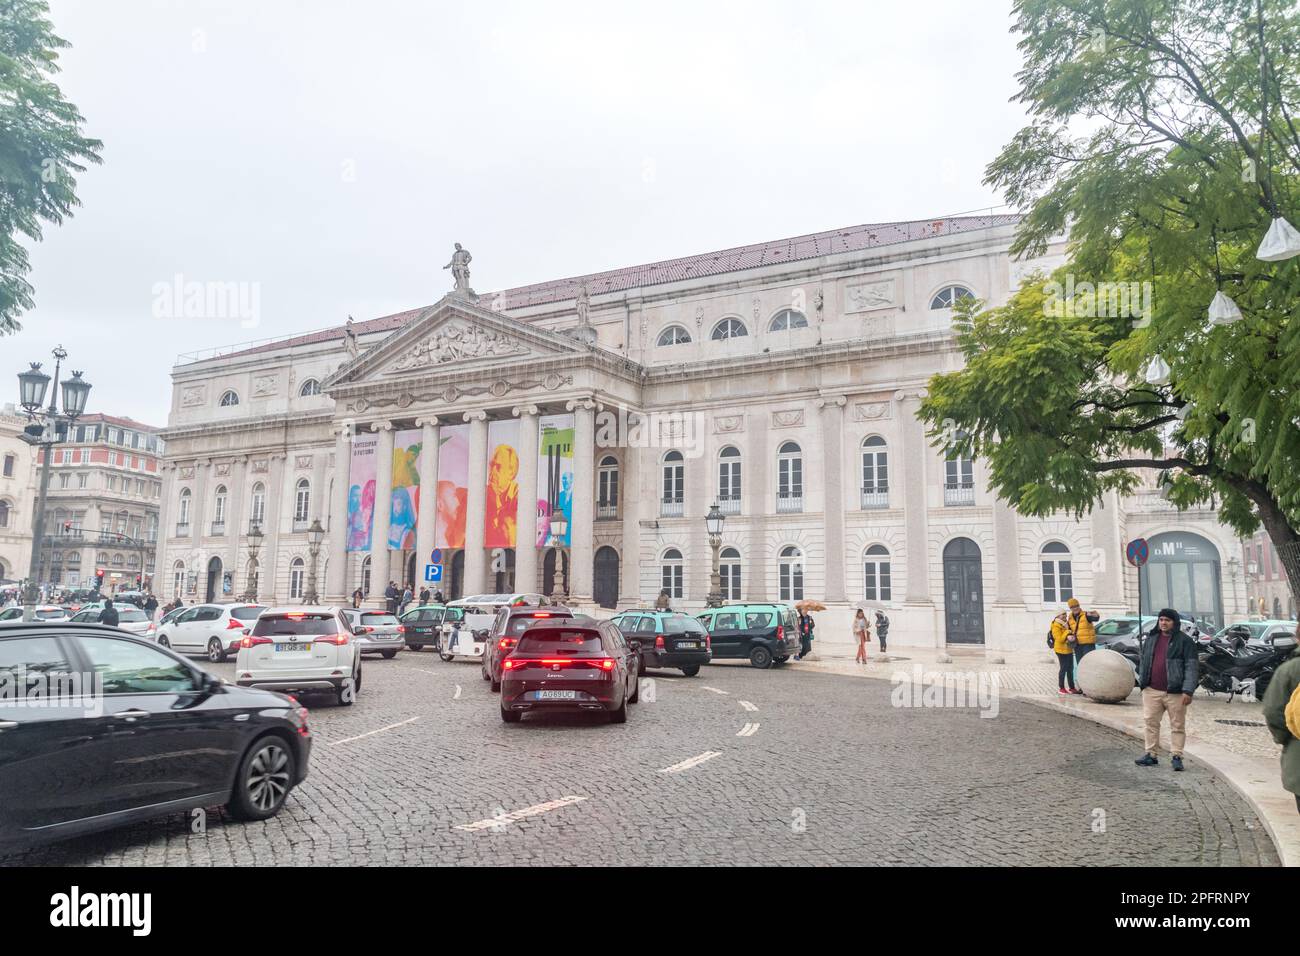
538,690 -> 576,700
275,642 -> 312,652
676,641 -> 698,649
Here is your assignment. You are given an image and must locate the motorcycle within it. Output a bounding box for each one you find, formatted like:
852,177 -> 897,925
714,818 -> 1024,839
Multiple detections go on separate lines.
1196,625 -> 1292,702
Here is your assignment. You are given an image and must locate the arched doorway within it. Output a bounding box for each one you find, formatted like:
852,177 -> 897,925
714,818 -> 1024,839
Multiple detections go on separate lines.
406,552 -> 417,591
206,556 -> 223,603
942,538 -> 984,644
594,546 -> 619,609
492,549 -> 516,594
1140,531 -> 1222,628
543,548 -> 569,599
450,550 -> 464,600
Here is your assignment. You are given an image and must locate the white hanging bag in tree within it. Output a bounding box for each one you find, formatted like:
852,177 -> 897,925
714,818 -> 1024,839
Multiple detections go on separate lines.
1142,354 -> 1171,386
1207,290 -> 1243,325
1256,216 -> 1300,261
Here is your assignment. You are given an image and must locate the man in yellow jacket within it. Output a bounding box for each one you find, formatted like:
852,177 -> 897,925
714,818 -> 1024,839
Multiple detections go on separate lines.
1065,597 -> 1099,667
1049,612 -> 1081,695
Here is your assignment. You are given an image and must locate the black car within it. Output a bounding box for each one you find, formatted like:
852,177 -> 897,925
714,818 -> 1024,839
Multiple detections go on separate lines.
483,605 -> 574,691
0,622 -> 312,849
611,610 -> 712,676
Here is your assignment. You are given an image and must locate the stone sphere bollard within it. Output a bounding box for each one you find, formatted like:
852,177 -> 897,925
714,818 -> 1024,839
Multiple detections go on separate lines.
1077,648 -> 1136,703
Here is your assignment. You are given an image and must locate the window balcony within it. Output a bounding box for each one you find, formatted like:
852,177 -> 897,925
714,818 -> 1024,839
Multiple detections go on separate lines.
944,483 -> 975,506
718,495 -> 741,516
776,494 -> 803,514
210,521 -> 226,536
596,502 -> 618,520
660,498 -> 684,518
292,518 -> 311,533
175,522 -> 191,537
860,487 -> 890,510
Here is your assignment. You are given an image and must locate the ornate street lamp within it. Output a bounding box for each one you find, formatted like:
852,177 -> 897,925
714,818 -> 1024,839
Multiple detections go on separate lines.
705,501 -> 725,608
246,523 -> 264,602
305,518 -> 325,605
16,347 -> 90,621
549,511 -> 569,601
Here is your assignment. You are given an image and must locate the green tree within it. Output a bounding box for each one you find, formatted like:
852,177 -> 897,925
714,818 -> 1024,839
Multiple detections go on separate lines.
920,0 -> 1300,597
0,0 -> 102,333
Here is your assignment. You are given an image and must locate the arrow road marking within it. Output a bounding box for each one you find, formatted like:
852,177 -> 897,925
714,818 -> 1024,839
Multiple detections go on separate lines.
454,684 -> 462,699
455,795 -> 588,832
660,751 -> 723,774
738,700 -> 758,712
736,722 -> 760,737
700,686 -> 730,695
329,716 -> 420,747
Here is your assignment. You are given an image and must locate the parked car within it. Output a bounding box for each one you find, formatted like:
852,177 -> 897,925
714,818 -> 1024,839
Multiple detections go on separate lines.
399,604 -> 451,651
483,605 -> 574,690
1210,619 -> 1298,647
156,603 -> 267,662
499,617 -> 639,723
0,605 -> 69,623
0,622 -> 311,849
340,608 -> 405,658
694,603 -> 800,668
610,609 -> 711,676
234,606 -> 362,706
1092,615 -> 1156,671
69,605 -> 155,639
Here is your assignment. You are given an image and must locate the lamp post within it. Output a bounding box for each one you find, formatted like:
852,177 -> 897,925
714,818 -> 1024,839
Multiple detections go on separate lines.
16,347 -> 91,622
246,523 -> 264,602
705,501 -> 725,608
305,518 -> 325,605
549,511 -> 569,601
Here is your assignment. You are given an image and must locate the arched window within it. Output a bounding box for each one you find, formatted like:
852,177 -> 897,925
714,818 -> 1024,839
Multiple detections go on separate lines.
250,482 -> 266,529
66,551 -> 81,565
294,478 -> 311,524
213,484 -> 228,528
127,553 -> 140,569
718,445 -> 742,513
861,436 -> 889,508
661,450 -> 684,516
768,308 -> 808,331
178,487 -> 192,527
1040,541 -> 1073,603
219,390 -> 240,407
661,548 -> 684,599
172,560 -> 186,598
289,557 -> 305,599
929,284 -> 975,310
656,325 -> 691,347
0,500 -> 9,529
597,456 -> 619,518
864,545 -> 892,601
944,432 -> 974,506
96,552 -> 109,565
777,441 -> 803,512
299,379 -> 322,397
711,317 -> 748,341
111,553 -> 124,567
720,546 -> 741,601
779,546 -> 804,601
361,555 -> 372,596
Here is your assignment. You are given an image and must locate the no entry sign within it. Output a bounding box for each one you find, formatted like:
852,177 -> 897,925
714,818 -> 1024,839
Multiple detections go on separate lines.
1125,538 -> 1149,567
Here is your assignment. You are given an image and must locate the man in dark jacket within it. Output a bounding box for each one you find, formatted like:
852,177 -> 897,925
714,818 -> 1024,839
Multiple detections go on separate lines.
97,602 -> 120,628
384,581 -> 399,614
1261,620 -> 1300,814
1135,608 -> 1199,771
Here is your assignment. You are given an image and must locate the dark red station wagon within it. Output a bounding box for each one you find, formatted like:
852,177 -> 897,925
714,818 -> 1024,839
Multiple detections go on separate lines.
499,617 -> 640,724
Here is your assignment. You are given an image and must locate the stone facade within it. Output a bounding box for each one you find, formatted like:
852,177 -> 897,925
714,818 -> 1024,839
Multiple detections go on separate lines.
158,216 -> 1249,651
0,405 -> 38,588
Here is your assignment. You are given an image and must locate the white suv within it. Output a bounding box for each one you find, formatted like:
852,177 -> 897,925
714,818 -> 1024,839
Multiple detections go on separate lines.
156,603 -> 268,662
69,604 -> 156,639
234,606 -> 362,706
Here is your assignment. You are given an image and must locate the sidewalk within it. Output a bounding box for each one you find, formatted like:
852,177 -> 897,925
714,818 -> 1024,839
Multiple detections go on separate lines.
790,644 -> 1298,866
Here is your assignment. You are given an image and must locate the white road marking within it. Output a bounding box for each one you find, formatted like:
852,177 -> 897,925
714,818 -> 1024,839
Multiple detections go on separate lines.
738,699 -> 759,712
453,684 -> 462,699
455,795 -> 588,832
329,716 -> 420,747
409,668 -> 443,676
700,686 -> 730,695
736,722 -> 760,737
660,751 -> 723,774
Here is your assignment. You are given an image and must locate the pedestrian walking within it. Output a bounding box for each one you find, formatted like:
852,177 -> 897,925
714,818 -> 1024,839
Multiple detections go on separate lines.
874,609 -> 890,654
97,602 -> 119,628
1261,620 -> 1300,815
1049,612 -> 1080,695
1134,608 -> 1199,771
851,608 -> 869,664
384,581 -> 399,614
795,610 -> 816,661
351,587 -> 363,609
419,586 -> 430,606
143,593 -> 158,615
400,585 -> 413,615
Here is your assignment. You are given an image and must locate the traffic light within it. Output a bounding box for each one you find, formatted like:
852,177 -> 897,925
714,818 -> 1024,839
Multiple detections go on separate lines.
95,569 -> 104,588
135,574 -> 142,587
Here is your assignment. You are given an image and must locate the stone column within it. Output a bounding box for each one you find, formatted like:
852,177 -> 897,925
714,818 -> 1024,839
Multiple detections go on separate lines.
369,421 -> 395,601
192,458 -> 211,541
463,410 -> 489,595
566,397 -> 597,604
154,464 -> 173,596
818,396 -> 848,603
744,406 -> 769,599
895,389 -> 933,605
226,456 -> 247,587
325,423 -> 352,602
512,405 -> 540,594
262,454 -> 286,603
991,493 -> 1021,604
414,417 -> 440,590
619,428 -> 642,605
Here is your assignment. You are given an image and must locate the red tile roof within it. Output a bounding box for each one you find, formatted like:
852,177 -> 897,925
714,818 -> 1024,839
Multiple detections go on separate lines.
207,214 -> 1020,364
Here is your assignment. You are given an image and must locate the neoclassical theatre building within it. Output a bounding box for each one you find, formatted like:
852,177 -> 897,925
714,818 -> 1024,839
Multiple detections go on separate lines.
158,215 -> 1245,651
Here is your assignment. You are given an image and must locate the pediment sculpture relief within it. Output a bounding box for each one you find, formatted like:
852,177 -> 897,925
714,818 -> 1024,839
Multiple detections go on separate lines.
390,323 -> 528,371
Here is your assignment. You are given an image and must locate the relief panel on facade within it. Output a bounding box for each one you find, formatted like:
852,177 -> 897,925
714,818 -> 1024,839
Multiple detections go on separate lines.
844,279 -> 895,313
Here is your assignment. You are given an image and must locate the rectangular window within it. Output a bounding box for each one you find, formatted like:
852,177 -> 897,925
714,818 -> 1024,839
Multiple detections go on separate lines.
58,473 -> 70,489
80,448 -> 89,464
2,454 -> 13,477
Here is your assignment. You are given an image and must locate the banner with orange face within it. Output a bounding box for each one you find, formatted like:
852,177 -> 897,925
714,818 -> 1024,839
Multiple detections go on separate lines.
484,419 -> 520,548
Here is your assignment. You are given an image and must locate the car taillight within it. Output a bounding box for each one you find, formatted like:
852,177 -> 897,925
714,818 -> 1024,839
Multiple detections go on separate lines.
705,632 -> 711,648
655,635 -> 665,649
398,625 -> 406,633
226,618 -> 244,630
316,633 -> 350,646
777,625 -> 784,641
286,702 -> 310,737
240,635 -> 272,648
598,658 -> 616,671
498,637 -> 517,649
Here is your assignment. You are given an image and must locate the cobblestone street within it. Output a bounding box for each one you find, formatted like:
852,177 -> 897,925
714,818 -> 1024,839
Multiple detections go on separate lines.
1,655 -> 1280,866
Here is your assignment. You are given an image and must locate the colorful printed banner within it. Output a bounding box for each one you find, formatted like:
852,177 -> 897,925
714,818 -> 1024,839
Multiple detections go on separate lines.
346,434 -> 378,552
484,419 -> 520,548
537,413 -> 574,548
435,424 -> 469,549
388,428 -> 422,551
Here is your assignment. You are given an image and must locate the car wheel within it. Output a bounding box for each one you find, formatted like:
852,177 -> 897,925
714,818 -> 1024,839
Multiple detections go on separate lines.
157,636 -> 170,648
491,677 -> 501,692
629,676 -> 640,703
680,665 -> 700,677
440,648 -> 454,662
207,638 -> 226,663
610,695 -> 628,723
381,650 -> 397,660
228,736 -> 295,821
749,646 -> 773,669
407,644 -> 421,652
500,706 -> 521,723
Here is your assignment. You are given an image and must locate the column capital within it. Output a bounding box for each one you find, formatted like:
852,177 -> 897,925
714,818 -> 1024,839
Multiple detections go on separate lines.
816,395 -> 848,410
511,403 -> 540,418
415,416 -> 441,429
333,420 -> 356,439
196,457 -> 212,468
368,420 -> 395,432
892,387 -> 927,403
565,397 -> 598,413
463,409 -> 489,424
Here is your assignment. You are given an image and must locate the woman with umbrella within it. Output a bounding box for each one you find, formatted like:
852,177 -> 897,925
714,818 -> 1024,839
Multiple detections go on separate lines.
795,600 -> 824,660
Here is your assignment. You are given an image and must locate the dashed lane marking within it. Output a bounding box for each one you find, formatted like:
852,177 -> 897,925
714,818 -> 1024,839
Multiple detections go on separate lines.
455,795 -> 588,832
329,716 -> 421,747
454,684 -> 462,699
738,700 -> 759,712
736,722 -> 760,737
660,751 -> 723,774
700,686 -> 730,695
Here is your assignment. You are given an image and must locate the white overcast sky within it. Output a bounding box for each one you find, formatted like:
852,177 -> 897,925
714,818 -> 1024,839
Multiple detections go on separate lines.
16,0 -> 1029,425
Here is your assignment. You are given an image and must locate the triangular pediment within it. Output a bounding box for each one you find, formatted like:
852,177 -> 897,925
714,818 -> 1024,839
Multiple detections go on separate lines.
324,293 -> 591,389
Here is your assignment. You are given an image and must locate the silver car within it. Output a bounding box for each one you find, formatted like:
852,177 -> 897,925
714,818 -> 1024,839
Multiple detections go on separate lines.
341,609 -> 405,659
